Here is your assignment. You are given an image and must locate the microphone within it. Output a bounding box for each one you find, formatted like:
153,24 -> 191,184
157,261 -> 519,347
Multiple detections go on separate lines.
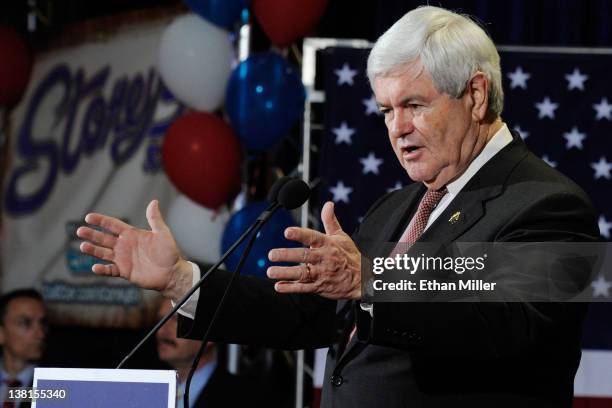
278,178 -> 310,210
258,176 -> 293,222
266,175 -> 293,204
258,178 -> 310,222
116,177 -> 310,370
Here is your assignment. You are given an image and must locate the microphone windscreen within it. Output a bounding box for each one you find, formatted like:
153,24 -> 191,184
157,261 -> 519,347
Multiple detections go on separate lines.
267,176 -> 293,204
278,179 -> 310,210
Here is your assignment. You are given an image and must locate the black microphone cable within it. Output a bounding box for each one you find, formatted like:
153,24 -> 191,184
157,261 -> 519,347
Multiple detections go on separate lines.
182,178 -> 310,407
183,221 -> 260,408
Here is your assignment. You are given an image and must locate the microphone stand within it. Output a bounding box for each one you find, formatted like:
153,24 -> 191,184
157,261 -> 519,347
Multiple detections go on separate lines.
183,218 -> 262,408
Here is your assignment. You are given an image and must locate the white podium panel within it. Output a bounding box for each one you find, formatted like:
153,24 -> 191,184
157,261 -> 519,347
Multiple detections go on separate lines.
32,368 -> 177,408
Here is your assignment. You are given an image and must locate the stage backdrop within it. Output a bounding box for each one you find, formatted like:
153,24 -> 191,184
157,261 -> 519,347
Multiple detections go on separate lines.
1,18 -> 185,328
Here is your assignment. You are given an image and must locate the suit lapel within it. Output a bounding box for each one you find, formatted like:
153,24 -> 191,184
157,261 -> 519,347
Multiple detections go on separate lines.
330,299 -> 355,359
421,131 -> 528,243
420,182 -> 493,244
335,183 -> 425,360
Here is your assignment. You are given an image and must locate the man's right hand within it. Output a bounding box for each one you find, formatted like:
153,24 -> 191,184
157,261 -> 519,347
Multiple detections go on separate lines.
76,199 -> 193,300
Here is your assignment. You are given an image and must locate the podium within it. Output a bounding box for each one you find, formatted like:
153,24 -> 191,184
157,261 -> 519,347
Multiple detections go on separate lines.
32,368 -> 177,408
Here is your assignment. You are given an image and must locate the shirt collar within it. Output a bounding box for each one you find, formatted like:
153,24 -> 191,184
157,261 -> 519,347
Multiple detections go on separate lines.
445,123 -> 513,195
178,360 -> 217,408
0,361 -> 35,386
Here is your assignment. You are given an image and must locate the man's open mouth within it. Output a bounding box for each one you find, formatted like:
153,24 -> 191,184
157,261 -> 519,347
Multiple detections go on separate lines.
401,145 -> 422,158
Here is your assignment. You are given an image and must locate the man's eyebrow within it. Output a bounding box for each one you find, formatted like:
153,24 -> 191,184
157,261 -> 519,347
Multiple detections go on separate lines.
377,95 -> 427,108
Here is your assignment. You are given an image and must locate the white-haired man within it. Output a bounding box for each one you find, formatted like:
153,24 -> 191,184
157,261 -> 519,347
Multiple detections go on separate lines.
78,6 -> 598,407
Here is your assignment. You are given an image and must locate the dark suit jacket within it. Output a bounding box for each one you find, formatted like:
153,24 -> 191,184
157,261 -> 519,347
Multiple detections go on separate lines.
190,367 -> 253,408
179,133 -> 599,408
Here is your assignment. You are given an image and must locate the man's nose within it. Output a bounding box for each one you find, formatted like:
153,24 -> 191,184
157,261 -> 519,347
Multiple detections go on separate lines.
389,109 -> 415,139
33,322 -> 46,340
157,320 -> 174,337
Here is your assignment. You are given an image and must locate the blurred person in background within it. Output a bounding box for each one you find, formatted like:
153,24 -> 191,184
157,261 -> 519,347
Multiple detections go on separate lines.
156,299 -> 253,408
0,289 -> 47,407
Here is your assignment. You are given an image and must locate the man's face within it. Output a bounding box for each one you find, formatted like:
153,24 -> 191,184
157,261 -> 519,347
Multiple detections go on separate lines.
0,298 -> 47,363
155,301 -> 203,367
373,60 -> 480,190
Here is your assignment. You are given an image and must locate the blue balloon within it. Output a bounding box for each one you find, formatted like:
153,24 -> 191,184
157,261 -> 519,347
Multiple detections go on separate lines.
184,0 -> 249,29
221,201 -> 301,278
225,52 -> 306,151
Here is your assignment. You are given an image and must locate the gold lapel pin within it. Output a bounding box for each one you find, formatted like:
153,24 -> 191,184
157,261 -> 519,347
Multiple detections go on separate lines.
449,211 -> 461,224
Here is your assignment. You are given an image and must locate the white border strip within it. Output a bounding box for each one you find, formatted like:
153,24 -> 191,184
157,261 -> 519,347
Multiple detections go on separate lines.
575,350 -> 612,397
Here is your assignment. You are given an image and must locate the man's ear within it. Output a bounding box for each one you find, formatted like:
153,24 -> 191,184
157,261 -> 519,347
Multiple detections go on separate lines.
467,72 -> 489,121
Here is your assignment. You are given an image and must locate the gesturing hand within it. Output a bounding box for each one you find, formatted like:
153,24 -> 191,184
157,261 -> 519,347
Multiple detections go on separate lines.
267,201 -> 362,300
76,200 -> 193,300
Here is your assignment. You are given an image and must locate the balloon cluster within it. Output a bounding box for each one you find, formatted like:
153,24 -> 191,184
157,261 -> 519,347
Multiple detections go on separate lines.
159,0 -> 327,277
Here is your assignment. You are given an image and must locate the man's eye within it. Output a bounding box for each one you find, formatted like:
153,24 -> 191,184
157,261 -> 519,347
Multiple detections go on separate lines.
380,108 -> 391,115
17,319 -> 31,328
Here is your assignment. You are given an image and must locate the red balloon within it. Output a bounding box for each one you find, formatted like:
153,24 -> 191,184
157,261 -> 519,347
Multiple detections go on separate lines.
162,112 -> 242,209
0,26 -> 32,107
253,0 -> 328,47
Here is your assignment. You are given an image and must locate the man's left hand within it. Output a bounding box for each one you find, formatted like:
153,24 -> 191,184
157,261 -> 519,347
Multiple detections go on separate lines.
267,201 -> 362,300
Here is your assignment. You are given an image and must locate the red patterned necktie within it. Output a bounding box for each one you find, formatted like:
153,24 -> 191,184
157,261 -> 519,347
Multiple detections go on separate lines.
391,188 -> 448,255
3,379 -> 22,408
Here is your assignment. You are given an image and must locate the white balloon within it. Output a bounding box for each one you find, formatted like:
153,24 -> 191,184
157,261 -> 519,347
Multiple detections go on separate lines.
166,194 -> 230,264
158,14 -> 232,111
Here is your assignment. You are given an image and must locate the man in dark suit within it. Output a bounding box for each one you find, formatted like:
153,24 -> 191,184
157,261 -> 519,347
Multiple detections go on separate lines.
0,289 -> 47,408
77,5 -> 599,407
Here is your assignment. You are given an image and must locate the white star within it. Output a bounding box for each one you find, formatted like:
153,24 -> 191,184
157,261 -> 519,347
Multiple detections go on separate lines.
513,125 -> 529,140
507,66 -> 531,89
542,155 -> 557,168
329,181 -> 353,204
359,152 -> 383,175
563,127 -> 586,150
332,122 -> 355,145
591,156 -> 611,179
535,97 -> 559,119
591,274 -> 612,298
334,63 -> 358,86
363,94 -> 381,116
387,181 -> 403,193
599,215 -> 612,239
565,68 -> 588,91
593,97 -> 612,120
